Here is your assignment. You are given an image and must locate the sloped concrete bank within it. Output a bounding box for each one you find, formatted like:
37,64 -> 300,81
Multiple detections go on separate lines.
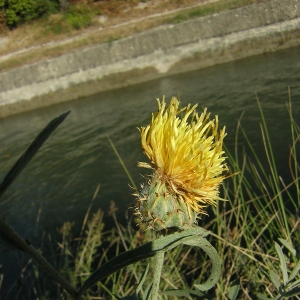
0,0 -> 300,118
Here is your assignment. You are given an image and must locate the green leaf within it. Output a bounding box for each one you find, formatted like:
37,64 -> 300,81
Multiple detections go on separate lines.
288,278 -> 300,290
142,282 -> 152,300
275,242 -> 288,285
278,238 -> 296,257
136,263 -> 150,294
0,110 -> 71,200
281,286 -> 300,297
0,111 -> 71,252
116,295 -> 139,300
270,270 -> 281,291
78,227 -> 220,297
228,281 -> 240,300
288,261 -> 300,283
164,289 -> 211,299
257,294 -> 272,300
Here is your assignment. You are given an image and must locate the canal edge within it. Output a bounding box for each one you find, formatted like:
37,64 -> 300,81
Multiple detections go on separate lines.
0,0 -> 299,118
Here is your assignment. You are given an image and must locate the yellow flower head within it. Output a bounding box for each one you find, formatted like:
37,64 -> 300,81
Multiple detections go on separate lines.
138,97 -> 227,215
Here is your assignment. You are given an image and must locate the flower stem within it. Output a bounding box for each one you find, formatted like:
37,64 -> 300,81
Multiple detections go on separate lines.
151,251 -> 165,300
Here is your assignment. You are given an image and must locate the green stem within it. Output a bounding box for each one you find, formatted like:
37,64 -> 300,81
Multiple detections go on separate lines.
151,251 -> 165,300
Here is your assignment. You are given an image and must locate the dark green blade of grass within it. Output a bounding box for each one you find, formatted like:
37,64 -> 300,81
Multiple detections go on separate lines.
0,111 -> 78,299
0,110 -> 71,200
0,111 -> 70,252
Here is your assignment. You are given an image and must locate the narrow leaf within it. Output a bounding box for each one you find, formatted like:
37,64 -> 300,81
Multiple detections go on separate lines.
0,111 -> 71,252
288,261 -> 300,283
278,238 -> 296,257
143,283 -> 152,300
270,270 -> 281,290
164,289 -> 210,299
136,263 -> 150,294
107,136 -> 136,189
117,295 -> 139,300
228,281 -> 240,300
0,111 -> 71,199
0,112 -> 77,299
288,278 -> 300,290
275,242 -> 288,285
281,286 -> 300,297
78,227 -> 209,297
257,294 -> 271,300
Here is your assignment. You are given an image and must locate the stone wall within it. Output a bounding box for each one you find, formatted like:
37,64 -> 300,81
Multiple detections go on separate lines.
0,0 -> 299,118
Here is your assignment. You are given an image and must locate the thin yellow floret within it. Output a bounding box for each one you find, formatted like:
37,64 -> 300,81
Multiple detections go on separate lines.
139,97 -> 227,214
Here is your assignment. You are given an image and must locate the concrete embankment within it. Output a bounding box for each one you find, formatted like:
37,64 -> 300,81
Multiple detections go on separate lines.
0,0 -> 300,118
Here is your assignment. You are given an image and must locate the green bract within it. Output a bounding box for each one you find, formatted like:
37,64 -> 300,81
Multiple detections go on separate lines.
136,175 -> 197,233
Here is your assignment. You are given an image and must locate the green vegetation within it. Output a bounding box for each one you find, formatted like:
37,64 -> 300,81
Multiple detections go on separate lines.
0,0 -> 59,28
42,3 -> 94,34
0,0 -> 96,32
0,0 -> 151,32
1,0 -> 267,31
167,0 -> 268,24
64,4 -> 92,31
0,96 -> 299,299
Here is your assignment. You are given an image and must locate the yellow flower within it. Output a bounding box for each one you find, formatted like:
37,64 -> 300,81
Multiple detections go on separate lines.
138,96 -> 227,216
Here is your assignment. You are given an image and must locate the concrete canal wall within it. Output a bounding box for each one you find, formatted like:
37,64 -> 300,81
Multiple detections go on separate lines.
0,0 -> 300,118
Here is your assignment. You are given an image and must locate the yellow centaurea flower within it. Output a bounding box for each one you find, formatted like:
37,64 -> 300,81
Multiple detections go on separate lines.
135,97 -> 227,232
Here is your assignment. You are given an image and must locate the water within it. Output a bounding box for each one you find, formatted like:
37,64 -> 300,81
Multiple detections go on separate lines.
0,45 -> 299,296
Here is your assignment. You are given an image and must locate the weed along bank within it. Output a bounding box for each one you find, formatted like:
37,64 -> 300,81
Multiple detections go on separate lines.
0,0 -> 300,118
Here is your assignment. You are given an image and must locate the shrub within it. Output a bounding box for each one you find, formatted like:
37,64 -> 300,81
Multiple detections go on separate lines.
0,0 -> 59,28
65,3 -> 92,30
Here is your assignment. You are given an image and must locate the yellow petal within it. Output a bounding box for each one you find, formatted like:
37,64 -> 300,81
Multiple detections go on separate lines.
139,96 -> 228,214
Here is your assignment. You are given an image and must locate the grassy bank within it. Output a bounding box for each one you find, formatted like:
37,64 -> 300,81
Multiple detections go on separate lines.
0,0 -> 268,72
0,96 -> 299,299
